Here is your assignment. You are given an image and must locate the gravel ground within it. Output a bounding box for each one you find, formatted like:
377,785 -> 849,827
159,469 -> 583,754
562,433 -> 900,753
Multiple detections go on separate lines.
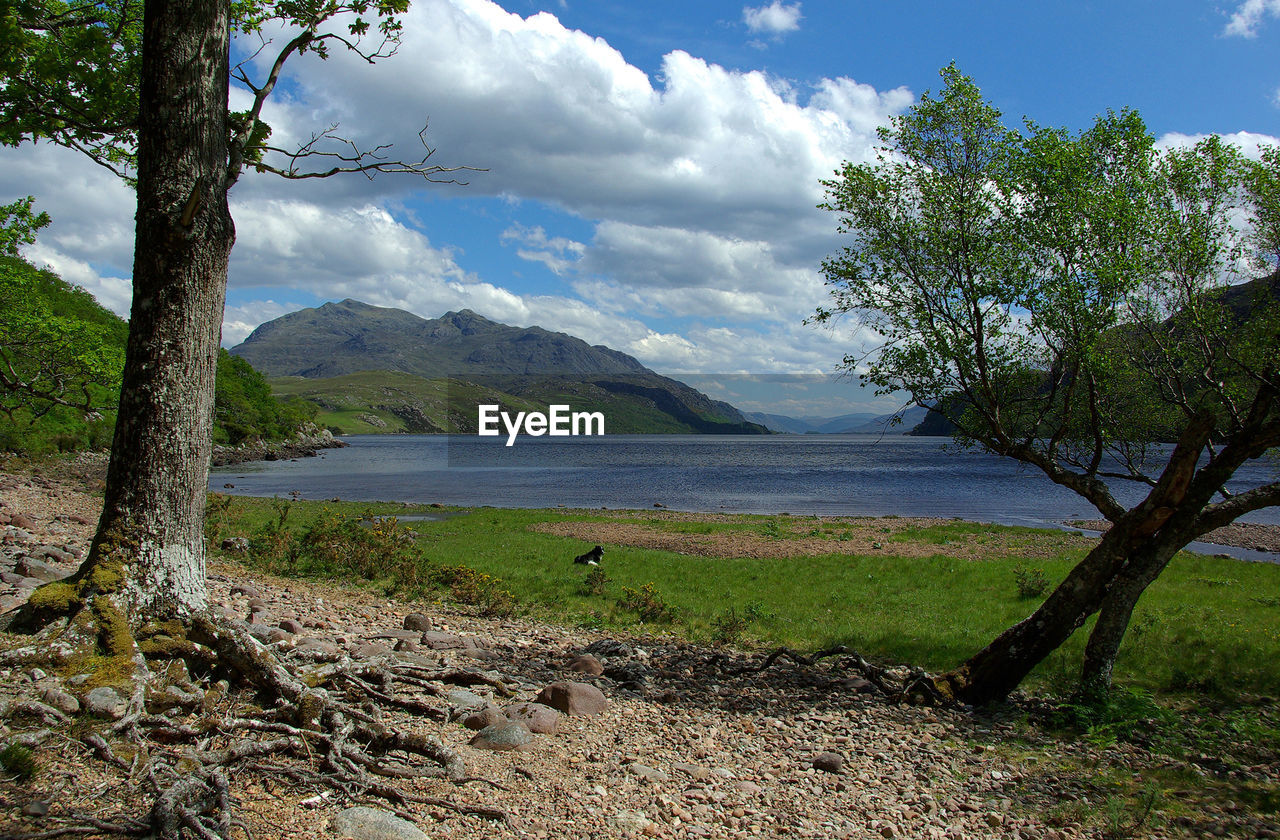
1,465 -> 1275,839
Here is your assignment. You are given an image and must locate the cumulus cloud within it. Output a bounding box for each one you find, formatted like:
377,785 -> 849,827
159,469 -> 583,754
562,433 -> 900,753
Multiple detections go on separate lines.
1223,0 -> 1280,37
743,2 -> 803,37
0,0 -> 913,383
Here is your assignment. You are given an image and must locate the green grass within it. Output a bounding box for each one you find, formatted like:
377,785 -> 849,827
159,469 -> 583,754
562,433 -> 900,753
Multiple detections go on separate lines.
210,496 -> 1280,700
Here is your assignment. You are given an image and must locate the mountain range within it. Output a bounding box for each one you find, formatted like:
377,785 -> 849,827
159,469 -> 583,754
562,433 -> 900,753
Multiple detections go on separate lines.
230,300 -> 767,435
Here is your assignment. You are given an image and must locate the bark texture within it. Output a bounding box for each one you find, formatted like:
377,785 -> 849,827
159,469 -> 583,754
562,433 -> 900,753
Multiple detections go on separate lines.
84,0 -> 233,621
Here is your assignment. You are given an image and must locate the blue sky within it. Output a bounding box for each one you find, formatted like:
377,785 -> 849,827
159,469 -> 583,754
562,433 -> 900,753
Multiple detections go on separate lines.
2,0 -> 1278,416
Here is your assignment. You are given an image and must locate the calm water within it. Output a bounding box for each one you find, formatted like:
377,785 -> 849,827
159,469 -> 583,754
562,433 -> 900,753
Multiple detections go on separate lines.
210,434 -> 1280,560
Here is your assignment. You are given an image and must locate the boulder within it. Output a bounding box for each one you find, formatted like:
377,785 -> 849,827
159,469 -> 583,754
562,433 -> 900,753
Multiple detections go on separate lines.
504,701 -> 561,735
402,613 -> 432,631
534,681 -> 607,716
328,806 -> 427,840
567,653 -> 604,676
468,720 -> 534,751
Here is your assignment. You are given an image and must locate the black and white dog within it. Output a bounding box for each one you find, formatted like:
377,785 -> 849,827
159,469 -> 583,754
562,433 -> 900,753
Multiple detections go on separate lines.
573,545 -> 604,566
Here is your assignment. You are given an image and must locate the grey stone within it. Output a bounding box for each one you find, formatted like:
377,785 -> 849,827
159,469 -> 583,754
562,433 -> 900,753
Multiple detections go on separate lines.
583,639 -> 633,658
82,686 -> 127,719
41,687 -> 79,715
673,762 -> 712,780
351,642 -> 393,660
504,701 -> 561,735
328,806 -> 427,840
402,612 -> 432,631
0,571 -> 25,585
468,720 -> 534,751
370,629 -> 421,642
14,556 -> 64,582
230,584 -> 261,598
627,763 -> 670,782
534,681 -> 607,716
293,637 -> 341,659
812,751 -> 844,774
22,800 -> 50,817
420,630 -> 466,649
37,546 -> 75,564
446,688 -> 486,712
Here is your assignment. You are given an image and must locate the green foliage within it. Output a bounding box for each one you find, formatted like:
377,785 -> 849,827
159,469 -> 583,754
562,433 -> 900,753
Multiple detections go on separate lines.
0,742 -> 38,781
580,565 -> 610,596
0,0 -> 143,174
1013,564 -> 1050,599
1052,686 -> 1177,749
0,196 -> 50,256
617,582 -> 676,623
0,255 -> 126,450
214,350 -> 316,444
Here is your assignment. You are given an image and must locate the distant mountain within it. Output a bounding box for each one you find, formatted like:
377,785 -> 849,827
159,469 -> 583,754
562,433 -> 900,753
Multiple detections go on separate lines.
741,407 -> 930,435
232,299 -> 647,378
231,300 -> 767,436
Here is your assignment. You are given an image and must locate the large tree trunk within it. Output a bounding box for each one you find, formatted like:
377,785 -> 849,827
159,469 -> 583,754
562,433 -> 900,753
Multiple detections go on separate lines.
80,0 -> 233,622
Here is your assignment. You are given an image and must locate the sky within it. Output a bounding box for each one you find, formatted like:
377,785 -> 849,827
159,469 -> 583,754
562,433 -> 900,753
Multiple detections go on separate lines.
3,0 -> 1280,417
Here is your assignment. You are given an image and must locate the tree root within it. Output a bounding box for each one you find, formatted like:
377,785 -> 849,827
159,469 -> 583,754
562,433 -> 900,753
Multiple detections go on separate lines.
713,644 -> 956,706
1,611 -> 519,840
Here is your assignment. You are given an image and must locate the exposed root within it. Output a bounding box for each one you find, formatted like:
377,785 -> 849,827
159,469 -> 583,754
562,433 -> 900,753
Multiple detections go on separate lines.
713,644 -> 956,706
1,611 -> 519,839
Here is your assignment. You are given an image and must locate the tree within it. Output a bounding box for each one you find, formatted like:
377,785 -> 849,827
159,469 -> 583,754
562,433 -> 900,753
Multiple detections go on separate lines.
815,65 -> 1280,704
2,2 -> 484,834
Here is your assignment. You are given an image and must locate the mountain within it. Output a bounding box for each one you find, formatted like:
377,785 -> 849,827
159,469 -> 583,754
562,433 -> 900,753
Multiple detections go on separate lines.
231,300 -> 767,435
742,407 -> 929,435
232,299 -> 647,378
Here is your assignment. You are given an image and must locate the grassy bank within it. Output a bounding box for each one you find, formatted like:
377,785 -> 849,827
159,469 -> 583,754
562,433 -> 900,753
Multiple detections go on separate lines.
209,495 -> 1280,700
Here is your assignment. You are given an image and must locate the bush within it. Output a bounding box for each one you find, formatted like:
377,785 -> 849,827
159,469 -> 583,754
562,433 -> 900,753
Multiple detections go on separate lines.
580,566 -> 610,596
618,582 -> 675,623
1014,564 -> 1049,599
0,743 -> 38,781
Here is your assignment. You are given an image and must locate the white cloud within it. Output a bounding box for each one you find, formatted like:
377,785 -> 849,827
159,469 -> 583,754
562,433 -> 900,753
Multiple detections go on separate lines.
501,224 -> 585,275
743,2 -> 803,37
1223,0 -> 1280,37
1155,130 -> 1280,159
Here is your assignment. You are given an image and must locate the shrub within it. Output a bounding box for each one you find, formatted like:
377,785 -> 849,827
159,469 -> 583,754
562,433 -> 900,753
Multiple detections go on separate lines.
0,743 -> 38,781
618,582 -> 675,623
580,566 -> 610,596
1014,564 -> 1049,599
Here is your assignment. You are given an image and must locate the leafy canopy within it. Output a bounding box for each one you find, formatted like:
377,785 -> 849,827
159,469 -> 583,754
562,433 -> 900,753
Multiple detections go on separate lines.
816,65 -> 1279,516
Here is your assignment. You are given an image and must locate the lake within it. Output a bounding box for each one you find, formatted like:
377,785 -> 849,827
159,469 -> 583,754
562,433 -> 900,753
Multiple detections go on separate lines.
210,434 -> 1280,561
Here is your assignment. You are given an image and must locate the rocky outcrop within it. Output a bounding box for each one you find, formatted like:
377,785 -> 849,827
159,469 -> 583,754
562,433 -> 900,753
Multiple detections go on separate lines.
210,426 -> 347,467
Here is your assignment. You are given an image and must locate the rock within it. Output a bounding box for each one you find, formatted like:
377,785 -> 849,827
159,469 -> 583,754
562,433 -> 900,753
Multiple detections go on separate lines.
420,630 -> 467,649
293,637 -> 341,659
266,628 -> 293,644
505,701 -> 561,735
21,800 -> 50,818
535,681 -> 607,716
247,596 -> 269,612
246,611 -> 271,626
370,629 -> 421,642
446,689 -> 487,712
461,706 -> 507,731
350,642 -> 393,660
278,619 -> 304,634
612,811 -> 652,835
328,805 -> 428,840
393,639 -> 420,653
243,621 -> 274,642
0,571 -> 26,585
813,751 -> 844,773
627,763 -> 670,782
230,584 -> 261,598
7,513 -> 36,531
14,556 -> 65,582
37,546 -> 75,564
734,780 -> 762,794
468,720 -> 534,751
220,537 -> 249,553
82,686 -> 127,719
567,653 -> 604,676
673,762 -> 712,780
402,613 -> 432,631
41,688 -> 80,715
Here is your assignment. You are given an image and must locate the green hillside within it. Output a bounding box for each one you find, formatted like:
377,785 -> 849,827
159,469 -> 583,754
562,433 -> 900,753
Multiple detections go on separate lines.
271,370 -> 769,435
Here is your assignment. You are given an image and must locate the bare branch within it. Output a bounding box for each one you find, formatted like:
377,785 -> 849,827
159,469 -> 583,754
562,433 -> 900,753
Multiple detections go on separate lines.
253,125 -> 483,184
